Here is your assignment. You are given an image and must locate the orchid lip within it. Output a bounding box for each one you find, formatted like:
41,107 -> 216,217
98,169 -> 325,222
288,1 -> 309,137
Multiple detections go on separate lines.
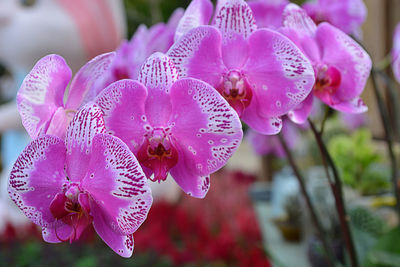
313,63 -> 341,105
137,126 -> 179,182
218,69 -> 253,117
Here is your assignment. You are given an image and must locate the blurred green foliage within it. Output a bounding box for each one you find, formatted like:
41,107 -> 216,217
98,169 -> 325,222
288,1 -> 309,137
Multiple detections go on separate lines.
328,129 -> 391,195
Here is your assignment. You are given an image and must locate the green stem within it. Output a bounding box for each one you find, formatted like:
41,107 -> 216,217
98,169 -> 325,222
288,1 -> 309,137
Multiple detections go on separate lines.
278,134 -> 336,266
370,68 -> 400,220
308,119 -> 359,267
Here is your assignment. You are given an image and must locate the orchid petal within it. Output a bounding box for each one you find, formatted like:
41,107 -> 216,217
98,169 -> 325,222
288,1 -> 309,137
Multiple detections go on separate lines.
65,103 -> 106,182
282,3 -> 317,37
243,28 -> 315,117
65,52 -> 116,109
138,53 -> 177,126
83,134 -> 152,236
45,107 -> 72,139
330,97 -> 368,114
17,55 -> 71,139
169,78 -> 242,197
95,80 -> 148,155
214,0 -> 257,42
316,22 -> 371,101
287,93 -> 314,124
248,0 -> 288,29
42,224 -> 73,243
241,98 -> 282,135
8,135 -> 66,228
168,26 -> 225,88
174,0 -> 213,41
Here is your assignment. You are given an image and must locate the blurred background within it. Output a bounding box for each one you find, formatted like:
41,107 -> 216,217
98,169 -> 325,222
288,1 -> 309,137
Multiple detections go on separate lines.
0,0 -> 399,266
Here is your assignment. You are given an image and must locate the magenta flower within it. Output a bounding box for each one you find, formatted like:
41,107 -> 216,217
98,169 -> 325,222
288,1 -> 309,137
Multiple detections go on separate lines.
95,53 -> 243,198
94,9 -> 184,91
8,103 -> 152,257
302,0 -> 367,35
168,0 -> 315,134
17,53 -> 115,139
247,0 -> 289,29
281,4 -> 371,123
392,23 -> 400,83
247,118 -> 299,158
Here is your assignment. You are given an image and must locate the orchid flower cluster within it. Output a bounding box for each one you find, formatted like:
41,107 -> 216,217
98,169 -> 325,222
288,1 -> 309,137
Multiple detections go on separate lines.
8,0 -> 372,258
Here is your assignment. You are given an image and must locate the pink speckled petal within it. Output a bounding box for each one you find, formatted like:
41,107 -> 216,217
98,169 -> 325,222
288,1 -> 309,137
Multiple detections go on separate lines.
168,26 -> 225,88
65,103 -> 106,183
392,24 -> 400,83
82,134 -> 152,237
17,55 -> 71,139
8,135 -> 67,228
175,0 -> 213,41
316,23 -> 371,101
95,80 -> 147,154
241,98 -> 282,134
330,97 -> 368,114
138,53 -> 176,126
65,52 -> 116,109
244,28 -> 315,117
169,78 -> 242,190
287,93 -> 314,124
214,0 -> 257,42
282,4 -> 317,37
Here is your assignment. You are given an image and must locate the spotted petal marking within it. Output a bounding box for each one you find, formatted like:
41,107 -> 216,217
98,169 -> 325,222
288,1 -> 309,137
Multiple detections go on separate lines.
282,3 -> 317,37
17,54 -> 71,139
169,78 -> 242,197
174,0 -> 213,41
82,134 -> 152,237
65,103 -> 106,182
8,135 -> 67,228
213,0 -> 257,42
65,52 -> 116,109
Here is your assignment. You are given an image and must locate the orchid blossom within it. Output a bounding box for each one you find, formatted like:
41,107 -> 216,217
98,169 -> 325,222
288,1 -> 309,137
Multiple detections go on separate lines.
168,0 -> 315,134
392,23 -> 400,83
94,9 -> 184,92
8,103 -> 152,257
17,53 -> 115,140
95,53 -> 243,198
281,4 -> 371,123
302,0 -> 367,35
247,0 -> 289,29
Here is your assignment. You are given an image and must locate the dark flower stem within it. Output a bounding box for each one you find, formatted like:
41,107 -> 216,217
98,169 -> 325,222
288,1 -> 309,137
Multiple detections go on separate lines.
278,133 -> 335,267
370,69 -> 400,219
308,118 -> 359,267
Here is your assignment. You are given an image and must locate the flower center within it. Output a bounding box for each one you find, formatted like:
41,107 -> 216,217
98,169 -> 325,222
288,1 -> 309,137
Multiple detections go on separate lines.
49,184 -> 92,243
218,70 -> 252,117
313,64 -> 341,105
137,127 -> 178,183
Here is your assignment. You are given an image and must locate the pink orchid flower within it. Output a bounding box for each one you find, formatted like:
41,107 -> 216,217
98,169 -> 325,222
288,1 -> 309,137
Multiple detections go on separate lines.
8,103 -> 152,257
392,23 -> 400,83
247,0 -> 289,29
94,9 -> 184,92
247,118 -> 299,158
17,53 -> 115,140
168,0 -> 315,134
95,53 -> 243,198
302,0 -> 367,35
281,4 -> 371,123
